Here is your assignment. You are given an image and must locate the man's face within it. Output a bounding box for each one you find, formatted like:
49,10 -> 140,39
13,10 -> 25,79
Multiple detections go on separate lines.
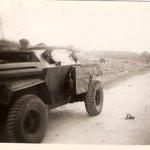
20,42 -> 29,50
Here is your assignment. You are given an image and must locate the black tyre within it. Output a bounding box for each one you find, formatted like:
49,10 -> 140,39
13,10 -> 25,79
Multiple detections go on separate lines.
0,106 -> 8,142
85,80 -> 103,116
6,94 -> 48,143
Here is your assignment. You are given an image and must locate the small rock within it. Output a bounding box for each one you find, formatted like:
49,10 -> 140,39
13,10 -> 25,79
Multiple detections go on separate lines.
128,85 -> 132,87
125,113 -> 135,120
55,134 -> 59,137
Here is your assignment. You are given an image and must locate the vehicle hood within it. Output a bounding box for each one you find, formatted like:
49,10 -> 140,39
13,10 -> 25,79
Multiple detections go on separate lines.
0,62 -> 44,79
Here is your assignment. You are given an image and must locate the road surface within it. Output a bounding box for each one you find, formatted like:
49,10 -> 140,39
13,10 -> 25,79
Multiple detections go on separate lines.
43,72 -> 150,144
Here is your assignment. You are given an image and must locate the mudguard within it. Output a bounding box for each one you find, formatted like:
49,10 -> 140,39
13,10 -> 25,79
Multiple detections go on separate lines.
0,78 -> 46,105
7,78 -> 45,92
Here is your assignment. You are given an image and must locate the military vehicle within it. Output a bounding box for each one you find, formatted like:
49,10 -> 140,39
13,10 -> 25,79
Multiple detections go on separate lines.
0,46 -> 103,143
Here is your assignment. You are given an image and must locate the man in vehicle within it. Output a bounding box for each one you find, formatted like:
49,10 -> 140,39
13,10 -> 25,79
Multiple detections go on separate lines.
19,38 -> 30,51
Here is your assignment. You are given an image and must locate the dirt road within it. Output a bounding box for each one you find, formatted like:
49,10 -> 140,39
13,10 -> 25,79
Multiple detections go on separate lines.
43,72 -> 150,144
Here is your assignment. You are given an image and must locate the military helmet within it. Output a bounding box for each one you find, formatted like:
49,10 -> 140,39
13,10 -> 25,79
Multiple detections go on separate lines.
19,38 -> 30,45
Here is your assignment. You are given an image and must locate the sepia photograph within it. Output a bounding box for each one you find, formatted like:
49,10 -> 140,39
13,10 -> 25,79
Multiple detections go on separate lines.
0,0 -> 150,147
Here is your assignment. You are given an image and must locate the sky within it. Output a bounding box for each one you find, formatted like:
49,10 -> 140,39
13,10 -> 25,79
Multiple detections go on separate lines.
0,0 -> 150,52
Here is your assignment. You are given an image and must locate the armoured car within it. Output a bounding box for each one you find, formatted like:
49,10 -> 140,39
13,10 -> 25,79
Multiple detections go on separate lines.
0,46 -> 103,143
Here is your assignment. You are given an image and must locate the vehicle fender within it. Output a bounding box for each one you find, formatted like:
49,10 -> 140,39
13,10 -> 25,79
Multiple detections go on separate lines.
8,78 -> 45,92
1,78 -> 50,105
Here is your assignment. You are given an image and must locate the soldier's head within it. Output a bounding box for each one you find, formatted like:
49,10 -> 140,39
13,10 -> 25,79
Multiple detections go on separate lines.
19,38 -> 30,50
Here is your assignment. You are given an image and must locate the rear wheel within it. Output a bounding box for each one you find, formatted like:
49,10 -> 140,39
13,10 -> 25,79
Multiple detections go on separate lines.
6,94 -> 48,143
84,80 -> 103,116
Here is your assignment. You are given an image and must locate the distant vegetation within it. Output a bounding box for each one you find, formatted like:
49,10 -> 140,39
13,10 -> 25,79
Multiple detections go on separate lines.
140,51 -> 150,63
77,49 -> 150,87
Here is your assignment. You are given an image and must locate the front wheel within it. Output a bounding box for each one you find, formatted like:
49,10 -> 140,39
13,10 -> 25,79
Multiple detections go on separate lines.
84,80 -> 104,116
6,94 -> 48,143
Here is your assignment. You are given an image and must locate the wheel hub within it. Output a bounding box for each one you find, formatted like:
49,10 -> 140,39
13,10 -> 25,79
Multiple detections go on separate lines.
24,110 -> 41,134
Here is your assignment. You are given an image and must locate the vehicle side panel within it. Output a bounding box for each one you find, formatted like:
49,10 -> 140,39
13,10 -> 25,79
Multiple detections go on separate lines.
74,64 -> 100,95
45,65 -> 72,107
